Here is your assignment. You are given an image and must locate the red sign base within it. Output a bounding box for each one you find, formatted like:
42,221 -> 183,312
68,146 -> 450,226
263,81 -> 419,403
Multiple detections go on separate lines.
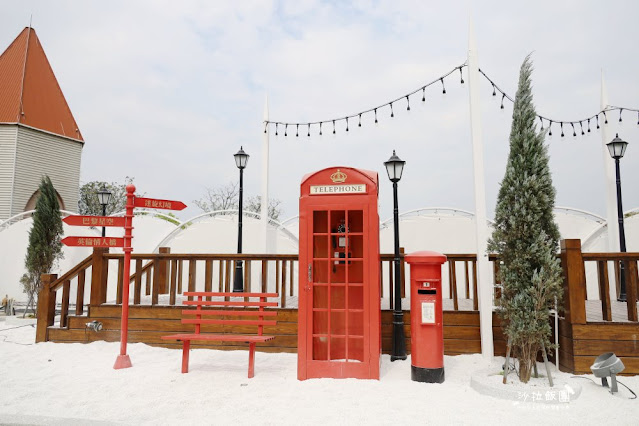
113,354 -> 132,369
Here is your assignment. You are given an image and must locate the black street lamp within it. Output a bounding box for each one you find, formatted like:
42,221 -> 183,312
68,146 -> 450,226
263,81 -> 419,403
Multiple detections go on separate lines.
233,146 -> 249,292
384,150 -> 407,361
96,186 -> 112,237
606,134 -> 629,302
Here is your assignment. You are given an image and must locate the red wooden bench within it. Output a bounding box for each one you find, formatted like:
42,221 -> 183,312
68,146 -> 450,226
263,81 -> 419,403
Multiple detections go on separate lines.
161,291 -> 278,377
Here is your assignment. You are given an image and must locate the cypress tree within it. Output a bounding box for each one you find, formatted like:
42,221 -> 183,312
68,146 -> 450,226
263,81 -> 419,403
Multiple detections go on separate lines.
488,55 -> 563,383
23,175 -> 64,312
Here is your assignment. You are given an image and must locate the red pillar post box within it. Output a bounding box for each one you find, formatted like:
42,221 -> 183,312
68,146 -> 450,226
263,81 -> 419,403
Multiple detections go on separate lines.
405,251 -> 447,383
298,167 -> 381,380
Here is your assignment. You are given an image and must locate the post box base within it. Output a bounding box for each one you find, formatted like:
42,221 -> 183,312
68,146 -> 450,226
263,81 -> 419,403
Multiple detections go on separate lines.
411,365 -> 444,383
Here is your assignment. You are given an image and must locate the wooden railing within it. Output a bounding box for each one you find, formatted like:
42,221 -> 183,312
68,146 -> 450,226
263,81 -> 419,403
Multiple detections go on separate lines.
36,247 -> 504,342
561,239 -> 638,323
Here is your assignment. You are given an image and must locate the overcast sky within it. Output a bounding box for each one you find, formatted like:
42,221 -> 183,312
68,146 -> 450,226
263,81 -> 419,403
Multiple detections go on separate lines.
2,0 -> 638,223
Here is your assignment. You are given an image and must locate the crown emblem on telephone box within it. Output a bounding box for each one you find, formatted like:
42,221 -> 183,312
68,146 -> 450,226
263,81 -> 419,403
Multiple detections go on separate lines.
330,169 -> 347,183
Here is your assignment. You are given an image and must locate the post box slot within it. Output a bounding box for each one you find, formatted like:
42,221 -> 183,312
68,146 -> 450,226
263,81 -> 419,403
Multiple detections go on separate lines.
417,289 -> 437,295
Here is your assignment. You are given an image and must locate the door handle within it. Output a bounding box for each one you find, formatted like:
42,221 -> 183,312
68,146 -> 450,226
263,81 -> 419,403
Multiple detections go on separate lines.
307,264 -> 312,291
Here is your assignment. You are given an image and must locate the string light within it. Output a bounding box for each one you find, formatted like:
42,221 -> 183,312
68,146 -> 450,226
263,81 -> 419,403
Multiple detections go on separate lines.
264,62 -> 639,141
296,124 -> 299,137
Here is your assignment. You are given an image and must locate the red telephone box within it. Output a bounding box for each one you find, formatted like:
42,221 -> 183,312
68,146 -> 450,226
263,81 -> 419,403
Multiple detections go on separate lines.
298,167 -> 381,380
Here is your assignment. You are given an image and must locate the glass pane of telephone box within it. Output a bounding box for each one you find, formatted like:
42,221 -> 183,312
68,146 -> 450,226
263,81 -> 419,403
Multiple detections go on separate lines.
330,337 -> 346,360
347,210 -> 363,233
330,286 -> 345,309
313,337 -> 329,360
348,337 -> 365,362
312,311 -> 328,334
313,235 -> 329,259
348,235 -> 363,258
330,210 -> 346,234
348,261 -> 364,284
313,285 -> 328,309
313,260 -> 329,284
313,211 -> 328,233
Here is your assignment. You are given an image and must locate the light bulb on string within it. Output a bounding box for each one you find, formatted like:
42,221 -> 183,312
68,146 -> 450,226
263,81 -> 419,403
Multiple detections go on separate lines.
307,123 -> 311,137
275,123 -> 279,136
548,121 -> 553,138
319,122 -> 323,136
441,78 -> 446,94
492,84 -> 496,97
619,109 -> 623,126
263,122 -> 268,134
571,122 -> 576,137
579,121 -> 584,135
539,116 -> 544,131
358,114 -> 362,127
596,114 -> 600,129
284,124 -> 288,137
406,96 -> 410,111
390,102 -> 394,118
422,87 -> 426,102
560,122 -> 565,138
637,111 -> 639,125
500,93 -> 505,109
332,120 -> 336,135
374,108 -> 378,125
296,124 -> 299,137
587,118 -> 591,133
603,111 -> 608,124
459,67 -> 464,84
345,117 -> 349,132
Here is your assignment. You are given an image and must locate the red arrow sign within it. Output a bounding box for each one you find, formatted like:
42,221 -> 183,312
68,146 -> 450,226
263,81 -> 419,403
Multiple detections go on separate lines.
134,197 -> 186,211
63,215 -> 126,227
62,236 -> 125,248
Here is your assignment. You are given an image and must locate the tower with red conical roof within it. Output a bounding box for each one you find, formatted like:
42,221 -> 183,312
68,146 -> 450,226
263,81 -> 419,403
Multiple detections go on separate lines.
0,26 -> 83,220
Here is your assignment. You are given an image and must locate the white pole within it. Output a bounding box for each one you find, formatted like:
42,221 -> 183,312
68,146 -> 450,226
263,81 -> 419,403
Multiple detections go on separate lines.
600,73 -> 618,254
261,94 -> 270,253
468,17 -> 494,360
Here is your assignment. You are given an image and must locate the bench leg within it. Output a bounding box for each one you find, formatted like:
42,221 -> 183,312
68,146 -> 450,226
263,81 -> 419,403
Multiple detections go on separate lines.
182,340 -> 190,374
248,342 -> 256,378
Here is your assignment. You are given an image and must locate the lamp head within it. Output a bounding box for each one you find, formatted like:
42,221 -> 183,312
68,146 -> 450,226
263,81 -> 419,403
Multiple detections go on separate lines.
234,146 -> 249,169
606,134 -> 628,160
384,150 -> 405,183
96,186 -> 112,207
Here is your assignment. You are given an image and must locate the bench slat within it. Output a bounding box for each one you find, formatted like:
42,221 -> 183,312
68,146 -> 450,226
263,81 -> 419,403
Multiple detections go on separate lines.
183,300 -> 278,307
181,309 -> 277,317
182,318 -> 277,326
184,291 -> 278,298
161,333 -> 275,342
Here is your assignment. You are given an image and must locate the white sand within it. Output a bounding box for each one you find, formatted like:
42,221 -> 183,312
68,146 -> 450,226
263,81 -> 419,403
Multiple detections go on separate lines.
0,318 -> 637,425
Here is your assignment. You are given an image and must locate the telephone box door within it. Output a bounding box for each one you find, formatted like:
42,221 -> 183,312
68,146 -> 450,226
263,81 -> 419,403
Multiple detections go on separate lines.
298,167 -> 381,380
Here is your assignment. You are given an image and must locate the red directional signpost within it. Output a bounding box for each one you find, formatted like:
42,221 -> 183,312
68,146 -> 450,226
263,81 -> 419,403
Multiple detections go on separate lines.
61,185 -> 186,370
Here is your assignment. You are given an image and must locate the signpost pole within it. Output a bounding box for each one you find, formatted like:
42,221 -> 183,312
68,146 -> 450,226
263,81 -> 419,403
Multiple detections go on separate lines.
114,184 -> 135,369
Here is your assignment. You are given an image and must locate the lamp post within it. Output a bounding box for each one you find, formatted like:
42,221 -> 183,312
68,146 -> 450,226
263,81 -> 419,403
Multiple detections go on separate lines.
233,146 -> 249,292
384,150 -> 407,361
96,186 -> 112,237
606,134 -> 629,302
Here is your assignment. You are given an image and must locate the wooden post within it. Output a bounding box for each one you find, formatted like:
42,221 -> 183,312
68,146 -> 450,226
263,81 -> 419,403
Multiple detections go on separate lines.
36,274 -> 57,343
560,239 -> 587,324
90,247 -> 109,307
158,247 -> 170,294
